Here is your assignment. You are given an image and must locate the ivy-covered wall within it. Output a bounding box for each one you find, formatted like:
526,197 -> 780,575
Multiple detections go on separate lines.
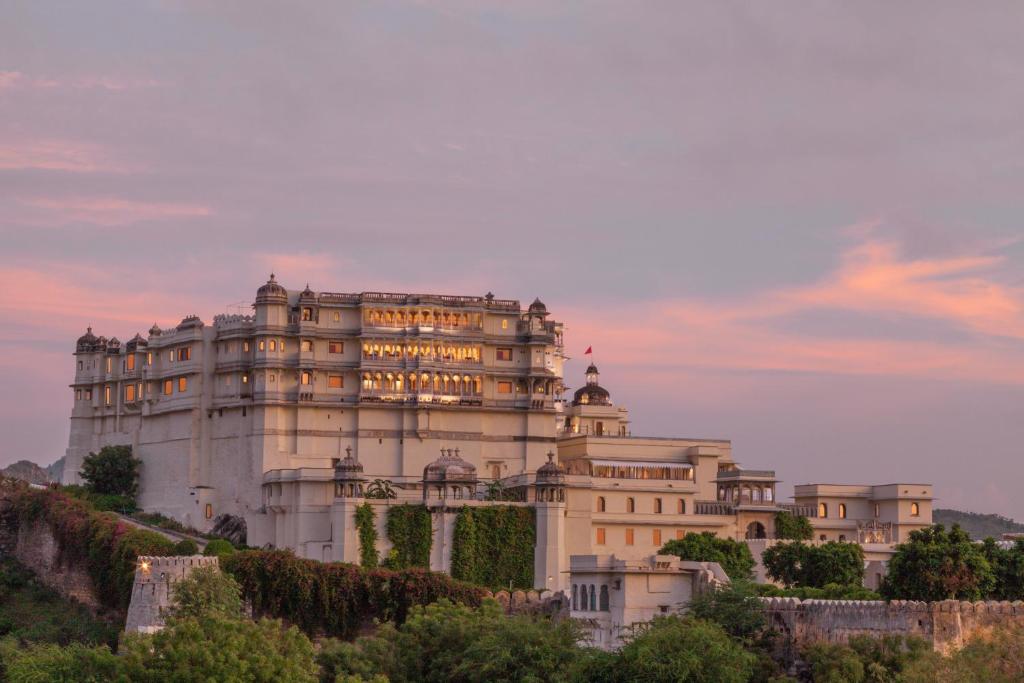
355,503 -> 378,568
385,504 -> 432,569
450,506 -> 535,590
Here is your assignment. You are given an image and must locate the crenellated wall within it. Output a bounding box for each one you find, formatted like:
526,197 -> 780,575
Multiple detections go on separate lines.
125,555 -> 220,633
762,597 -> 1024,653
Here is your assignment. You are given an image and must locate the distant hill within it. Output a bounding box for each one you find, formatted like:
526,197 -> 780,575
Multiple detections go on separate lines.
45,456 -> 64,483
934,508 -> 1024,540
0,460 -> 52,486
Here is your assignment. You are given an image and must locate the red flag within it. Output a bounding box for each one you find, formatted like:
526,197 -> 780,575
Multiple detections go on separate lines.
584,346 -> 592,355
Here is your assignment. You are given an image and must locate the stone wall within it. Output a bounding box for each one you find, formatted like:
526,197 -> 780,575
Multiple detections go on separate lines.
488,588 -> 568,618
10,518 -> 101,610
125,555 -> 220,633
762,597 -> 1024,653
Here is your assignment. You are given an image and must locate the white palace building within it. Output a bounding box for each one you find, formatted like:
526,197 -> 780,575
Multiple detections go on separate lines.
65,277 -> 933,590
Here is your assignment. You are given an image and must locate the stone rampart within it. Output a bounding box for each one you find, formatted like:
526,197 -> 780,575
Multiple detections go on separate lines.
11,518 -> 100,609
762,597 -> 1024,653
125,555 -> 220,633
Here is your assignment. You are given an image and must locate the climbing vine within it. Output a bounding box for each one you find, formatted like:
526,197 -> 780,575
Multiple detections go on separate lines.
355,503 -> 378,568
385,504 -> 432,569
450,506 -> 535,590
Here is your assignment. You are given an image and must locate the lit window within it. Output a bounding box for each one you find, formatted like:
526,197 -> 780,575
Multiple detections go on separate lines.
104,385 -> 111,405
243,341 -> 250,352
625,528 -> 634,545
178,377 -> 188,392
301,340 -> 313,352
177,347 -> 191,361
269,340 -> 276,351
818,502 -> 828,518
258,340 -> 266,351
626,497 -> 635,513
328,375 -> 343,389
497,381 -> 513,394
146,352 -> 152,365
301,371 -> 312,385
496,347 -> 513,361
106,357 -> 112,373
269,374 -> 276,383
163,380 -> 173,395
332,311 -> 340,322
168,351 -> 175,362
125,384 -> 135,402
874,504 -> 880,518
911,502 -> 920,517
329,342 -> 343,354
596,528 -> 606,545
126,354 -> 135,371
654,498 -> 663,513
838,503 -> 847,519
241,374 -> 249,384
301,307 -> 313,321
205,503 -> 213,520
280,340 -> 284,352
596,496 -> 605,512
137,382 -> 143,398
501,319 -> 508,330
652,529 -> 662,546
75,389 -> 82,400
77,360 -> 83,371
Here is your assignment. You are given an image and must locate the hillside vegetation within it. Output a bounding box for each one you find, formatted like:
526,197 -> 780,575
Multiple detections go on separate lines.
934,508 -> 1024,539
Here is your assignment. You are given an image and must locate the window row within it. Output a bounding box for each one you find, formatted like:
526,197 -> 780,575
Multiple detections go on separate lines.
572,584 -> 609,612
595,496 -> 688,515
592,464 -> 694,482
300,308 -> 342,323
594,527 -> 684,546
364,309 -> 483,330
362,342 -> 480,362
76,376 -> 189,405
717,485 -> 775,504
361,372 -> 484,395
81,346 -> 192,375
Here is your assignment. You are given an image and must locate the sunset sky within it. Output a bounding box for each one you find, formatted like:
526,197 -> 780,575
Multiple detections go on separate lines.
2,2 -> 1022,518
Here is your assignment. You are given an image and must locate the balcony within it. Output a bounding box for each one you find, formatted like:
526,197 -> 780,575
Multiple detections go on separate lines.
695,501 -> 736,516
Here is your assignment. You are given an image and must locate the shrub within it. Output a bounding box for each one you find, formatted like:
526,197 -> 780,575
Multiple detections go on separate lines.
169,565 -> 244,620
0,638 -> 122,683
658,532 -> 755,581
222,549 -> 486,639
754,582 -> 882,601
173,539 -> 199,555
687,580 -> 766,642
774,511 -> 814,540
203,539 -> 236,558
80,445 -> 141,499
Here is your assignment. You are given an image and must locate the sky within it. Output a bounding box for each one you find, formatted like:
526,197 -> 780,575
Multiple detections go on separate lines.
1,1 -> 1022,519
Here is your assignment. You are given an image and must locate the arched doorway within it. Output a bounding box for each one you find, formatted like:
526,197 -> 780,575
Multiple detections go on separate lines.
745,521 -> 766,539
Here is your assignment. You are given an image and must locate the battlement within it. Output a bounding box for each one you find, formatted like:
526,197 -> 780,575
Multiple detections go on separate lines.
125,555 -> 220,634
761,597 -> 1024,653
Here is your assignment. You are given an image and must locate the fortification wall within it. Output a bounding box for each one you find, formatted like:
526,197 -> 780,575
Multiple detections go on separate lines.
762,597 -> 1024,653
11,518 -> 100,609
125,555 -> 219,633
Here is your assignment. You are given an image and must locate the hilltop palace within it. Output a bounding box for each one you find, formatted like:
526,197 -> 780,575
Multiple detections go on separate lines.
65,277 -> 933,591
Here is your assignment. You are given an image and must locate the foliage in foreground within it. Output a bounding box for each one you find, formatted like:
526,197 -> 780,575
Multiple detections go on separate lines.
658,532 -> 756,581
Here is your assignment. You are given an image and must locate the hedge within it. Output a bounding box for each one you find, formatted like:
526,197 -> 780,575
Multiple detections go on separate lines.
450,506 -> 535,589
222,549 -> 486,639
385,504 -> 432,569
6,483 -> 176,611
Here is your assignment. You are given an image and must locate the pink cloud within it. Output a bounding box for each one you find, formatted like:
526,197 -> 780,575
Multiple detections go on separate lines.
20,197 -> 211,226
563,234 -> 1024,386
0,140 -> 127,173
0,71 -> 161,91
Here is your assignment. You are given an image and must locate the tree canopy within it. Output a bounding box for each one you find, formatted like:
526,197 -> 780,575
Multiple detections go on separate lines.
762,541 -> 865,589
658,532 -> 755,581
882,524 -> 995,601
80,445 -> 141,499
774,511 -> 814,541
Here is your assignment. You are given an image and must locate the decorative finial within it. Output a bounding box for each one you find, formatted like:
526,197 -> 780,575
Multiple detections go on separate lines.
547,451 -> 555,462
454,448 -> 460,458
345,446 -> 352,458
269,272 -> 276,281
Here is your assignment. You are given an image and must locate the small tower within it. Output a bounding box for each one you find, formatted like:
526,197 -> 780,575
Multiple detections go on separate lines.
333,447 -> 366,499
423,448 -> 478,502
298,284 -> 318,324
254,273 -> 289,327
534,450 -> 567,592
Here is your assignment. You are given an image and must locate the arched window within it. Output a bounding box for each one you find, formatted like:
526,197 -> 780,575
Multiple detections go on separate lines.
626,497 -> 635,513
589,585 -> 596,611
911,502 -> 920,517
572,585 -> 578,610
838,503 -> 847,519
764,488 -> 774,502
752,488 -> 762,503
677,499 -> 686,514
818,502 -> 828,518
599,585 -> 609,611
597,496 -> 606,512
654,498 -> 662,513
874,503 -> 880,518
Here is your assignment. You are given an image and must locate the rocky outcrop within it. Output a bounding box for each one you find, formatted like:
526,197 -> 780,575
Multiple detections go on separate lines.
0,460 -> 53,486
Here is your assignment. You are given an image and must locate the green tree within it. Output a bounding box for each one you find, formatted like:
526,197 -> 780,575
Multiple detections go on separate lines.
659,532 -> 755,581
982,538 -> 1024,600
687,580 -> 766,643
173,539 -> 199,555
119,615 -> 318,683
203,538 -> 236,559
763,542 -> 864,589
611,616 -> 757,683
169,565 -> 244,620
773,511 -> 814,540
80,445 -> 141,499
0,638 -> 123,683
881,524 -> 995,601
804,642 -> 865,683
